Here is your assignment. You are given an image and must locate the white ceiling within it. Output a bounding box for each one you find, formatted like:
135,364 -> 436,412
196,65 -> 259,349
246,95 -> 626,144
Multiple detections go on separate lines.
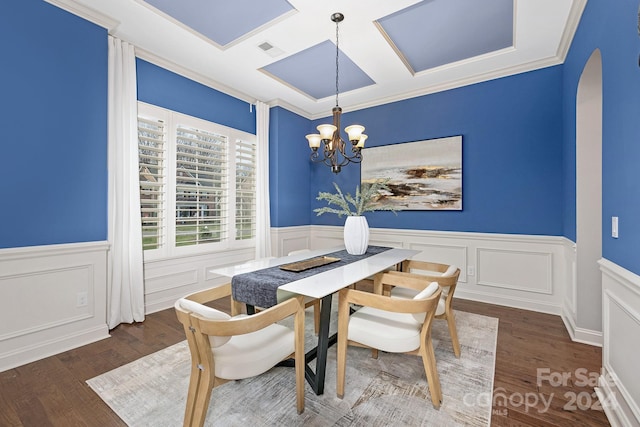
47,0 -> 585,119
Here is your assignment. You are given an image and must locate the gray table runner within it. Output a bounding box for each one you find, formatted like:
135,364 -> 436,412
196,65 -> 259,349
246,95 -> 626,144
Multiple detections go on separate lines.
231,246 -> 391,308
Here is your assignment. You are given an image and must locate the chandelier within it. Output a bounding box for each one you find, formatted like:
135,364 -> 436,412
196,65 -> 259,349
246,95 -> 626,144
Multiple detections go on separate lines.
306,13 -> 367,174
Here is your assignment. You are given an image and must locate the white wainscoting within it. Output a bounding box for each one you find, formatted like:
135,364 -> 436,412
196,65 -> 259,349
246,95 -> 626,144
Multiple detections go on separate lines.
0,242 -> 110,372
303,225 -> 571,315
143,246 -> 255,314
597,259 -> 640,427
2,226 -> 608,372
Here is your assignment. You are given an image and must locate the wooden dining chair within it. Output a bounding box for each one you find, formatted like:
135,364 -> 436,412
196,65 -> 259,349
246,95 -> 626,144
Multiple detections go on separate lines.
336,272 -> 443,408
175,283 -> 306,427
387,261 -> 462,358
288,249 -> 321,334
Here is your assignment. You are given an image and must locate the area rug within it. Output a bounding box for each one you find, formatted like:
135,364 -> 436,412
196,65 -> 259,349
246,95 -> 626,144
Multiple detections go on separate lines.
88,304 -> 498,426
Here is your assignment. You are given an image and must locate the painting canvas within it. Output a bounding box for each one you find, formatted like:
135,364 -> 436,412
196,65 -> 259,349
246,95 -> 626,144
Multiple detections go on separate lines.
361,136 -> 462,210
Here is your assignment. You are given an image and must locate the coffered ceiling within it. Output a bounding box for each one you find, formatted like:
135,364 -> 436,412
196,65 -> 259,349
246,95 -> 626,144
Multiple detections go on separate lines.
47,0 -> 586,119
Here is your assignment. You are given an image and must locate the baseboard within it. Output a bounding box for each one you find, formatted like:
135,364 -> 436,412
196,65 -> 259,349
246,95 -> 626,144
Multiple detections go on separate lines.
0,324 -> 109,373
596,372 -> 640,427
455,288 -> 562,315
561,303 -> 603,347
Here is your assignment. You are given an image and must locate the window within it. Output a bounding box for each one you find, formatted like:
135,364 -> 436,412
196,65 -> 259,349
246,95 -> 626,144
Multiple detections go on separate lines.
137,102 -> 256,258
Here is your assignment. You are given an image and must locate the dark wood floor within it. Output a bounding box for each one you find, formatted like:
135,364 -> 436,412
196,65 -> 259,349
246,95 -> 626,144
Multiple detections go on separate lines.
0,298 -> 610,426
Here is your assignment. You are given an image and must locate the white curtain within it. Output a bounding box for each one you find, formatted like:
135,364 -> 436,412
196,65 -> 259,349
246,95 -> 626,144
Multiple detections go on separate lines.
107,36 -> 145,329
255,101 -> 272,259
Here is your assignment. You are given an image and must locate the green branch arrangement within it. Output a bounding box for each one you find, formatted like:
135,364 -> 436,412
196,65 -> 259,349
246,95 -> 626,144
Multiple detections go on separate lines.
314,178 -> 398,217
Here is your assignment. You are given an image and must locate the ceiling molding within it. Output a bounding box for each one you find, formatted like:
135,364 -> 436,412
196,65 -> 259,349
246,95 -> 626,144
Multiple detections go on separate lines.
44,0 -> 119,30
555,0 -> 588,61
266,99 -> 313,120
46,0 -> 584,122
135,48 -> 258,108
373,21 -> 415,76
314,55 -> 565,118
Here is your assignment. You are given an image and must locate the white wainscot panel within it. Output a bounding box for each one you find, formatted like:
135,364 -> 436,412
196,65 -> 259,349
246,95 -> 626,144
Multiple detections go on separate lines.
143,248 -> 253,314
477,248 -> 552,294
145,268 -> 198,296
407,242 -> 468,282
599,260 -> 640,427
604,293 -> 640,416
282,236 -> 311,257
0,242 -> 109,372
0,266 -> 93,339
272,226 -> 312,256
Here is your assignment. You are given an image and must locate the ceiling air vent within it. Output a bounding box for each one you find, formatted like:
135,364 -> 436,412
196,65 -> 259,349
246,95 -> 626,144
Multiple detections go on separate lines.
258,41 -> 284,58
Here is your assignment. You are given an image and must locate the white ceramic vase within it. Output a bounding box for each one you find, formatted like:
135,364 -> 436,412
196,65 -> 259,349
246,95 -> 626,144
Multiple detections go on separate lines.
344,216 -> 370,255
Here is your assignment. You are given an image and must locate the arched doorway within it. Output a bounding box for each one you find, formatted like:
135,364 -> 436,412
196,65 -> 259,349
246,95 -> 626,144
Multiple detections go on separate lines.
575,49 -> 603,333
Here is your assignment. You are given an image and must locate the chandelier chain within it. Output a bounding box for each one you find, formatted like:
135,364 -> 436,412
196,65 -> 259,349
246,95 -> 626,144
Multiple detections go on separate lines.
335,17 -> 339,108
305,12 -> 366,174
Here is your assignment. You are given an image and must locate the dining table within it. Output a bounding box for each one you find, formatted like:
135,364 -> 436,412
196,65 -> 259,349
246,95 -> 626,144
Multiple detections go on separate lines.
210,245 -> 420,395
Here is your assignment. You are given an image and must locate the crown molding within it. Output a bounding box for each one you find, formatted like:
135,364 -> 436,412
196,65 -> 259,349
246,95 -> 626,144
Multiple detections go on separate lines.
266,99 -> 314,120
135,48 -> 258,108
44,0 -> 119,30
556,0 -> 588,60
294,54 -> 564,120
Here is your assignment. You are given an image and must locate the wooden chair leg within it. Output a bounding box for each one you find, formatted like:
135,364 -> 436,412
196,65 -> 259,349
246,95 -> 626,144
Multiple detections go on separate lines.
183,365 -> 202,427
313,300 -> 320,335
420,338 -> 442,409
190,370 -> 214,427
294,301 -> 306,414
371,349 -> 378,359
446,313 -> 461,358
230,298 -> 244,316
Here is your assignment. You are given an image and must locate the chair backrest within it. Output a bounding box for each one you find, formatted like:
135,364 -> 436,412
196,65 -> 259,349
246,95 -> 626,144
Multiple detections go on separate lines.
177,298 -> 231,347
174,286 -> 305,378
372,272 -> 442,325
401,260 -> 460,295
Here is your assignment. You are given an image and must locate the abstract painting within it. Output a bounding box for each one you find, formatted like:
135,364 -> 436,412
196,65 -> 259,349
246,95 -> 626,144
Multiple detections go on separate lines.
361,135 -> 462,210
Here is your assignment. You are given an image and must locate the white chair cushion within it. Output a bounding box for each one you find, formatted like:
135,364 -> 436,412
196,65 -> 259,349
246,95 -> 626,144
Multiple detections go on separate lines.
404,263 -> 456,278
348,307 -> 422,353
411,282 -> 440,322
390,286 -> 446,316
412,282 -> 440,300
178,298 -> 231,347
214,322 -> 295,380
441,264 -> 458,277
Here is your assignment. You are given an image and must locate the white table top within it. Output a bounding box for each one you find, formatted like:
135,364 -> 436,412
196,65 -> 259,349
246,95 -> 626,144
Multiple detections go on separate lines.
210,246 -> 419,300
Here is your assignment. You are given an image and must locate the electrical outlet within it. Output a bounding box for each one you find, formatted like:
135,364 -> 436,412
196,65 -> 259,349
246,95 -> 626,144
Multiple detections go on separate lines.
467,266 -> 475,276
612,216 -> 619,238
77,291 -> 88,307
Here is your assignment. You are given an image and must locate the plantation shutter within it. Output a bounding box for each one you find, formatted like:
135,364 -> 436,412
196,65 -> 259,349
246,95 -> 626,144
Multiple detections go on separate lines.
235,138 -> 256,240
175,125 -> 228,247
138,117 -> 165,250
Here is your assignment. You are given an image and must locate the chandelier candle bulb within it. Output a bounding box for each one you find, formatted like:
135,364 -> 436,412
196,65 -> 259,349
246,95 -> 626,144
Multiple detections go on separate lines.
356,134 -> 367,148
345,125 -> 365,142
317,124 -> 337,140
306,134 -> 321,149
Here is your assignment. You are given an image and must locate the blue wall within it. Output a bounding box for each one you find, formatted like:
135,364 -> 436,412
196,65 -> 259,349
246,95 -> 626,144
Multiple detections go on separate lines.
0,0 -> 108,249
563,0 -> 640,274
302,67 -> 565,236
136,59 -> 256,134
268,107 -> 312,226
7,0 -> 640,277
